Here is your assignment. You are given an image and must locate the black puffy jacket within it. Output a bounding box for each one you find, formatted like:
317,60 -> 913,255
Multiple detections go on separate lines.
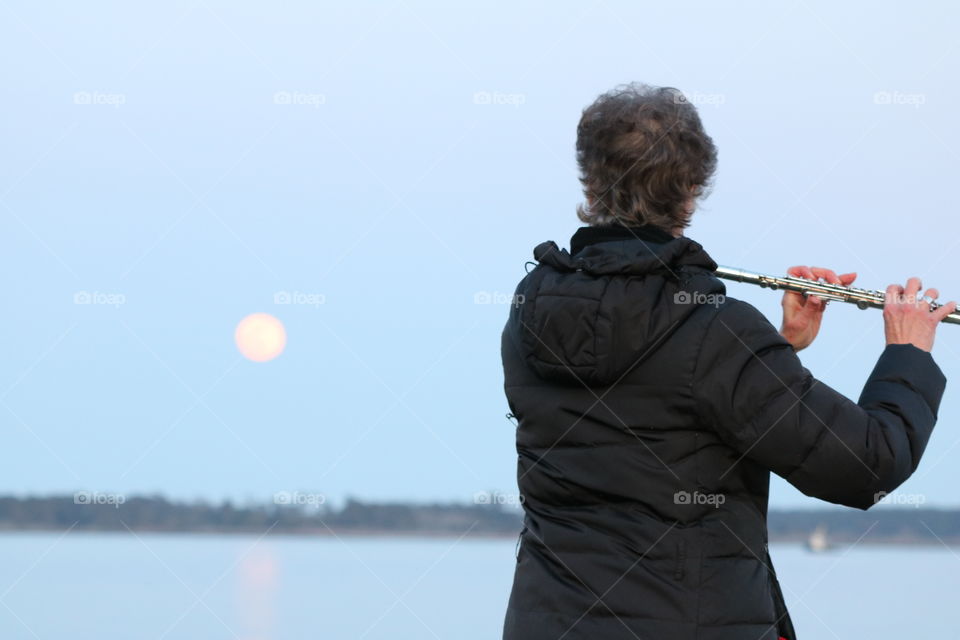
501,223 -> 947,640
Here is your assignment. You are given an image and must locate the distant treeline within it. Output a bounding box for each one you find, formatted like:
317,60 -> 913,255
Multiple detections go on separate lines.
2,495 -> 960,544
0,495 -> 521,536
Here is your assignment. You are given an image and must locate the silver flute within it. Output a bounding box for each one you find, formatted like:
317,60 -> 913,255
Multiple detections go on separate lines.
715,265 -> 960,325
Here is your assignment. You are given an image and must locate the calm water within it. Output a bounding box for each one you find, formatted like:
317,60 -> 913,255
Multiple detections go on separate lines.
0,532 -> 956,639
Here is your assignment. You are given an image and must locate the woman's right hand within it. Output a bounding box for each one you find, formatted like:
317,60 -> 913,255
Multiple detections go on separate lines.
884,277 -> 957,352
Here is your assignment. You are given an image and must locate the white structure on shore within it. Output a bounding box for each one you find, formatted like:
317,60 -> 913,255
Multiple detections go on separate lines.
805,525 -> 831,553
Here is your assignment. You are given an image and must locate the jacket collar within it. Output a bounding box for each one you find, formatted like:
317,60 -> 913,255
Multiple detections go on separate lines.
532,223 -> 717,277
570,223 -> 676,255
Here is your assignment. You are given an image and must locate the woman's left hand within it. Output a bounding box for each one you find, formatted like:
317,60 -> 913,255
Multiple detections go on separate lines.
780,266 -> 857,351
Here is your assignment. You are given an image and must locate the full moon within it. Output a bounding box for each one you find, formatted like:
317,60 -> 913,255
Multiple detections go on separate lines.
235,313 -> 287,362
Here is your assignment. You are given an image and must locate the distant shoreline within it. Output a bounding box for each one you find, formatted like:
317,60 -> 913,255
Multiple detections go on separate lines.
3,495 -> 960,545
1,527 -> 958,547
0,525 -> 520,539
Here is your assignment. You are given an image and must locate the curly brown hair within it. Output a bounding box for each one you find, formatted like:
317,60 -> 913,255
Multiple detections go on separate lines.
575,83 -> 718,230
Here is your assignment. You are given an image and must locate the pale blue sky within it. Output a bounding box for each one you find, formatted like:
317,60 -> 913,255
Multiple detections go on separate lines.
2,0 -> 960,508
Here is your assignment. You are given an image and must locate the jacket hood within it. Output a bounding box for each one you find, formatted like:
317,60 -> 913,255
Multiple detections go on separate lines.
505,227 -> 725,386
